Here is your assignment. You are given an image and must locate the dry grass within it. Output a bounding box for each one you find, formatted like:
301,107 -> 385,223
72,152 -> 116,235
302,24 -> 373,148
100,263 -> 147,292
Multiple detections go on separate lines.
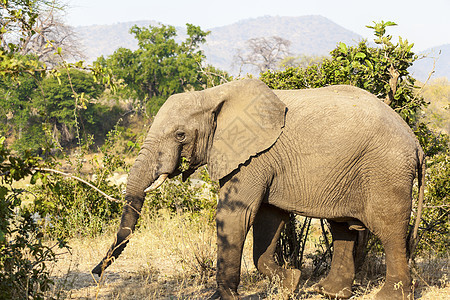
419,77 -> 450,135
47,210 -> 449,299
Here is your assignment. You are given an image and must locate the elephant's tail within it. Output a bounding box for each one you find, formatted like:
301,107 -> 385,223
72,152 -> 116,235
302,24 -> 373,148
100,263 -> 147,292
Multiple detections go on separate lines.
407,149 -> 426,261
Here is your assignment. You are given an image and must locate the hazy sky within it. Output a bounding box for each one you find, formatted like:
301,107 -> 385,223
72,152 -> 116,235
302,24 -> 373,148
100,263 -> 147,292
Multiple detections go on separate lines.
65,0 -> 449,51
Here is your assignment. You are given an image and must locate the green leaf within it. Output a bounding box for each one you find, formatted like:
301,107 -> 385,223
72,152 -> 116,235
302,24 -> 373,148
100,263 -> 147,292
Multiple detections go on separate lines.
30,172 -> 39,185
355,52 -> 366,59
0,230 -> 5,244
385,21 -> 397,27
75,60 -> 84,68
0,186 -> 8,200
339,42 -> 348,54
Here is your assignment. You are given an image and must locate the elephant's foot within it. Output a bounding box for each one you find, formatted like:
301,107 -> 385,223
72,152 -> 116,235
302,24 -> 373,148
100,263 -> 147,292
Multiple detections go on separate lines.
209,288 -> 240,300
374,281 -> 412,300
280,268 -> 301,293
208,290 -> 221,299
312,276 -> 353,299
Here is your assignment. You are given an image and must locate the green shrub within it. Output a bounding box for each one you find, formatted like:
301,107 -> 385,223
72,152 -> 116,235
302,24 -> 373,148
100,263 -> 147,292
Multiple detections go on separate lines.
417,150 -> 450,255
145,167 -> 218,223
32,126 -> 130,239
0,137 -> 68,299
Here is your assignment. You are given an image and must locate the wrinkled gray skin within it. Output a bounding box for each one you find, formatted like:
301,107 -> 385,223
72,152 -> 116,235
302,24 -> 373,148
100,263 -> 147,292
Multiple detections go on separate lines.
93,79 -> 424,300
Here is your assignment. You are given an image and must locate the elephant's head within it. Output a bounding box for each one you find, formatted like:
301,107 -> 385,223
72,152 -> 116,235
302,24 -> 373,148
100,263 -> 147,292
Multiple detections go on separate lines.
92,79 -> 286,275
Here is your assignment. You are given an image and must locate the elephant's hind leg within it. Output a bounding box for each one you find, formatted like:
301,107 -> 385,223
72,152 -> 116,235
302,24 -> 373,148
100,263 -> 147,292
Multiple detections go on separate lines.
313,220 -> 356,299
253,204 -> 301,293
363,182 -> 413,299
369,218 -> 412,299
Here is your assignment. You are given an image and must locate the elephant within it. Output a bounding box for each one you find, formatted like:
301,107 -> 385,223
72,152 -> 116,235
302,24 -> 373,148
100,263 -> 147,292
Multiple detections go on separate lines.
92,79 -> 425,299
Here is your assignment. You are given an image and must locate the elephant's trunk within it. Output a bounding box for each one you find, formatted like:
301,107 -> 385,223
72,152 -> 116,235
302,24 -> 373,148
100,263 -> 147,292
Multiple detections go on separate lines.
92,147 -> 161,276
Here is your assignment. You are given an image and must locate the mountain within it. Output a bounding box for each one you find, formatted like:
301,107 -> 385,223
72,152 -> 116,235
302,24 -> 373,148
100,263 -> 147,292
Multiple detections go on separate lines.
74,16 -> 448,80
202,15 -> 362,73
75,20 -> 159,62
74,15 -> 362,72
409,44 -> 450,82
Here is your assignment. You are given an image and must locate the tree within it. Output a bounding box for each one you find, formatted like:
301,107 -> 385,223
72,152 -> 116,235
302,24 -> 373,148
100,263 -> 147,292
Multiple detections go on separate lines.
0,2 -> 70,298
1,0 -> 113,151
18,10 -> 85,66
38,69 -> 105,141
98,23 -> 211,113
0,0 -> 52,150
0,0 -> 66,78
0,66 -> 118,152
235,36 -> 291,73
1,0 -> 43,45
0,69 -> 45,150
0,2 -> 124,297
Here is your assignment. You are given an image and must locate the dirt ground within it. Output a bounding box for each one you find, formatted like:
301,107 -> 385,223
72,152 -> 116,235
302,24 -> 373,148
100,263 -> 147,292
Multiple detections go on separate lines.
47,213 -> 449,300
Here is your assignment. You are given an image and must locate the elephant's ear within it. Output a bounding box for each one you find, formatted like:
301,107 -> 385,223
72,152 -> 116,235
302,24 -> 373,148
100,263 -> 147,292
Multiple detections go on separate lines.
206,79 -> 286,181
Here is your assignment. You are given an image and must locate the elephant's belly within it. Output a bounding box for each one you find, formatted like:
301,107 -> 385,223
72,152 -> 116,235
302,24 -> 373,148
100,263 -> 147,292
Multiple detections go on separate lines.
267,176 -> 366,220
258,137 -> 369,220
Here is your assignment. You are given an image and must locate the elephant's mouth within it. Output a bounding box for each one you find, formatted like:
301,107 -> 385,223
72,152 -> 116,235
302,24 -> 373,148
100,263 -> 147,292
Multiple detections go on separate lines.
144,173 -> 169,193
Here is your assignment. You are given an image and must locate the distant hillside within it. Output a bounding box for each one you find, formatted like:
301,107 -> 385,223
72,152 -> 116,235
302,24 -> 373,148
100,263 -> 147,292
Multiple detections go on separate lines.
75,20 -> 158,62
202,15 -> 362,73
74,16 -> 448,80
410,44 -> 450,82
75,15 -> 362,72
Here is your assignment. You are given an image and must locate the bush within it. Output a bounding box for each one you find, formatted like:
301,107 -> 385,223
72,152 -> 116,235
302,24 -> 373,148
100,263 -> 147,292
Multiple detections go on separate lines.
145,166 -> 218,223
0,137 -> 68,299
32,125 -> 130,239
417,150 -> 450,255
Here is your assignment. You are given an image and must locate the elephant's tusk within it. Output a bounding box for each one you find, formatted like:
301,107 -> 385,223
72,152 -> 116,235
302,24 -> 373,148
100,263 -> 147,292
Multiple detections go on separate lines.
144,174 -> 168,193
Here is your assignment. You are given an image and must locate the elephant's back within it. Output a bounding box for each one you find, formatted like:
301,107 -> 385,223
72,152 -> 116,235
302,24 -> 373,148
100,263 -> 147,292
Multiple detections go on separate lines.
272,85 -> 421,184
273,85 -> 417,146
274,85 -> 396,121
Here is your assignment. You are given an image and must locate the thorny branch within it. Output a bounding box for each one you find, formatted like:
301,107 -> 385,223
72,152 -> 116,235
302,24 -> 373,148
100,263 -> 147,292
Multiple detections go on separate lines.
33,168 -> 141,216
197,62 -> 229,86
416,50 -> 440,95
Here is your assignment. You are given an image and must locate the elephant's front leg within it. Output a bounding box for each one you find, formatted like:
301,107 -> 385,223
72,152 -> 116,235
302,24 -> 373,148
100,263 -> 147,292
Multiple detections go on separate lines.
253,203 -> 301,293
213,175 -> 266,299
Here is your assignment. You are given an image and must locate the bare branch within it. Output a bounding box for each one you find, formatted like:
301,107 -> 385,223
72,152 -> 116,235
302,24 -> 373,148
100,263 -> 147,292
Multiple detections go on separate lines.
33,167 -> 143,217
33,167 -> 120,201
235,36 -> 291,73
197,62 -> 229,87
17,10 -> 86,65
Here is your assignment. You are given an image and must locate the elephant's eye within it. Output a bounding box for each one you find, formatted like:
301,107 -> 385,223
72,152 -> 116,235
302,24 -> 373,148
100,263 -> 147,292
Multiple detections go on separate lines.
175,131 -> 186,142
